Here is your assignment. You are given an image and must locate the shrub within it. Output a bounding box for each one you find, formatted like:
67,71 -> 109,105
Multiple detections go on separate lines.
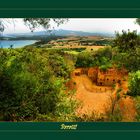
0,48 -> 77,121
128,71 -> 140,96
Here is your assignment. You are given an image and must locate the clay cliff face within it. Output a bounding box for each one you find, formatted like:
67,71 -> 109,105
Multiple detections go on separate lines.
73,67 -> 128,86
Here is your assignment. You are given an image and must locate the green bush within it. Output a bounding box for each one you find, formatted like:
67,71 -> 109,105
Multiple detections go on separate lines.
75,47 -> 112,69
128,71 -> 140,96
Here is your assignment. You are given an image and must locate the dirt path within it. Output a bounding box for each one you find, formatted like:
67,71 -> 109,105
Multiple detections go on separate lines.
73,75 -> 112,117
72,74 -> 136,121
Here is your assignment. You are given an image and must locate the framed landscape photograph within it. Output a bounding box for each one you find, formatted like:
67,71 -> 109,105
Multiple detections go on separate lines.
0,0 -> 140,140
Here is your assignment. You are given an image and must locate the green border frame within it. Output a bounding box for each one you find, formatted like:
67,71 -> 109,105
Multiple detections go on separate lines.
0,9 -> 140,17
1,0 -> 140,139
0,122 -> 140,140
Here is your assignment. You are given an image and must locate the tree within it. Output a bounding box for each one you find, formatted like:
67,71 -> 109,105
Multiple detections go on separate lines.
0,18 -> 68,33
113,30 -> 140,53
23,18 -> 68,32
111,29 -> 140,72
135,18 -> 140,26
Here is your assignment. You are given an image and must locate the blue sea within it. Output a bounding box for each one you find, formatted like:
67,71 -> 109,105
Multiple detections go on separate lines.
0,40 -> 37,48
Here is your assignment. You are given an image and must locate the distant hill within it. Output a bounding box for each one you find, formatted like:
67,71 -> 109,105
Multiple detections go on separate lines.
50,29 -> 114,37
1,29 -> 114,40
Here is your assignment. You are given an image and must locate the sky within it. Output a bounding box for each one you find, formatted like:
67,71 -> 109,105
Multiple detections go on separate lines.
2,18 -> 140,34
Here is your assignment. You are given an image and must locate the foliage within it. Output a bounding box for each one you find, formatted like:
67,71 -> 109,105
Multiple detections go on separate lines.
75,33 -> 140,72
135,18 -> 140,26
110,46 -> 140,72
75,47 -> 112,69
128,71 -> 140,96
23,18 -> 68,32
113,30 -> 140,52
0,18 -> 68,33
75,51 -> 94,67
0,47 -> 76,121
134,96 -> 140,121
105,105 -> 123,122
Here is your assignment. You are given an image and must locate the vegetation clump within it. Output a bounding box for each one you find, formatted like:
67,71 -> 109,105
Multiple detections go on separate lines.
0,47 -> 77,121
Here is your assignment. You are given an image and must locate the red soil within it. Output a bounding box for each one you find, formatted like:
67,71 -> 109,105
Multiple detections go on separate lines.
71,73 -> 136,121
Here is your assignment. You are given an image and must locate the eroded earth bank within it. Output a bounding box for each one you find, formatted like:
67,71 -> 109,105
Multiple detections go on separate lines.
70,67 -> 136,121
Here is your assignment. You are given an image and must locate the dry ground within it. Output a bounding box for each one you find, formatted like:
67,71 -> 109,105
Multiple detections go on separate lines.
72,74 -> 136,121
53,45 -> 107,50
